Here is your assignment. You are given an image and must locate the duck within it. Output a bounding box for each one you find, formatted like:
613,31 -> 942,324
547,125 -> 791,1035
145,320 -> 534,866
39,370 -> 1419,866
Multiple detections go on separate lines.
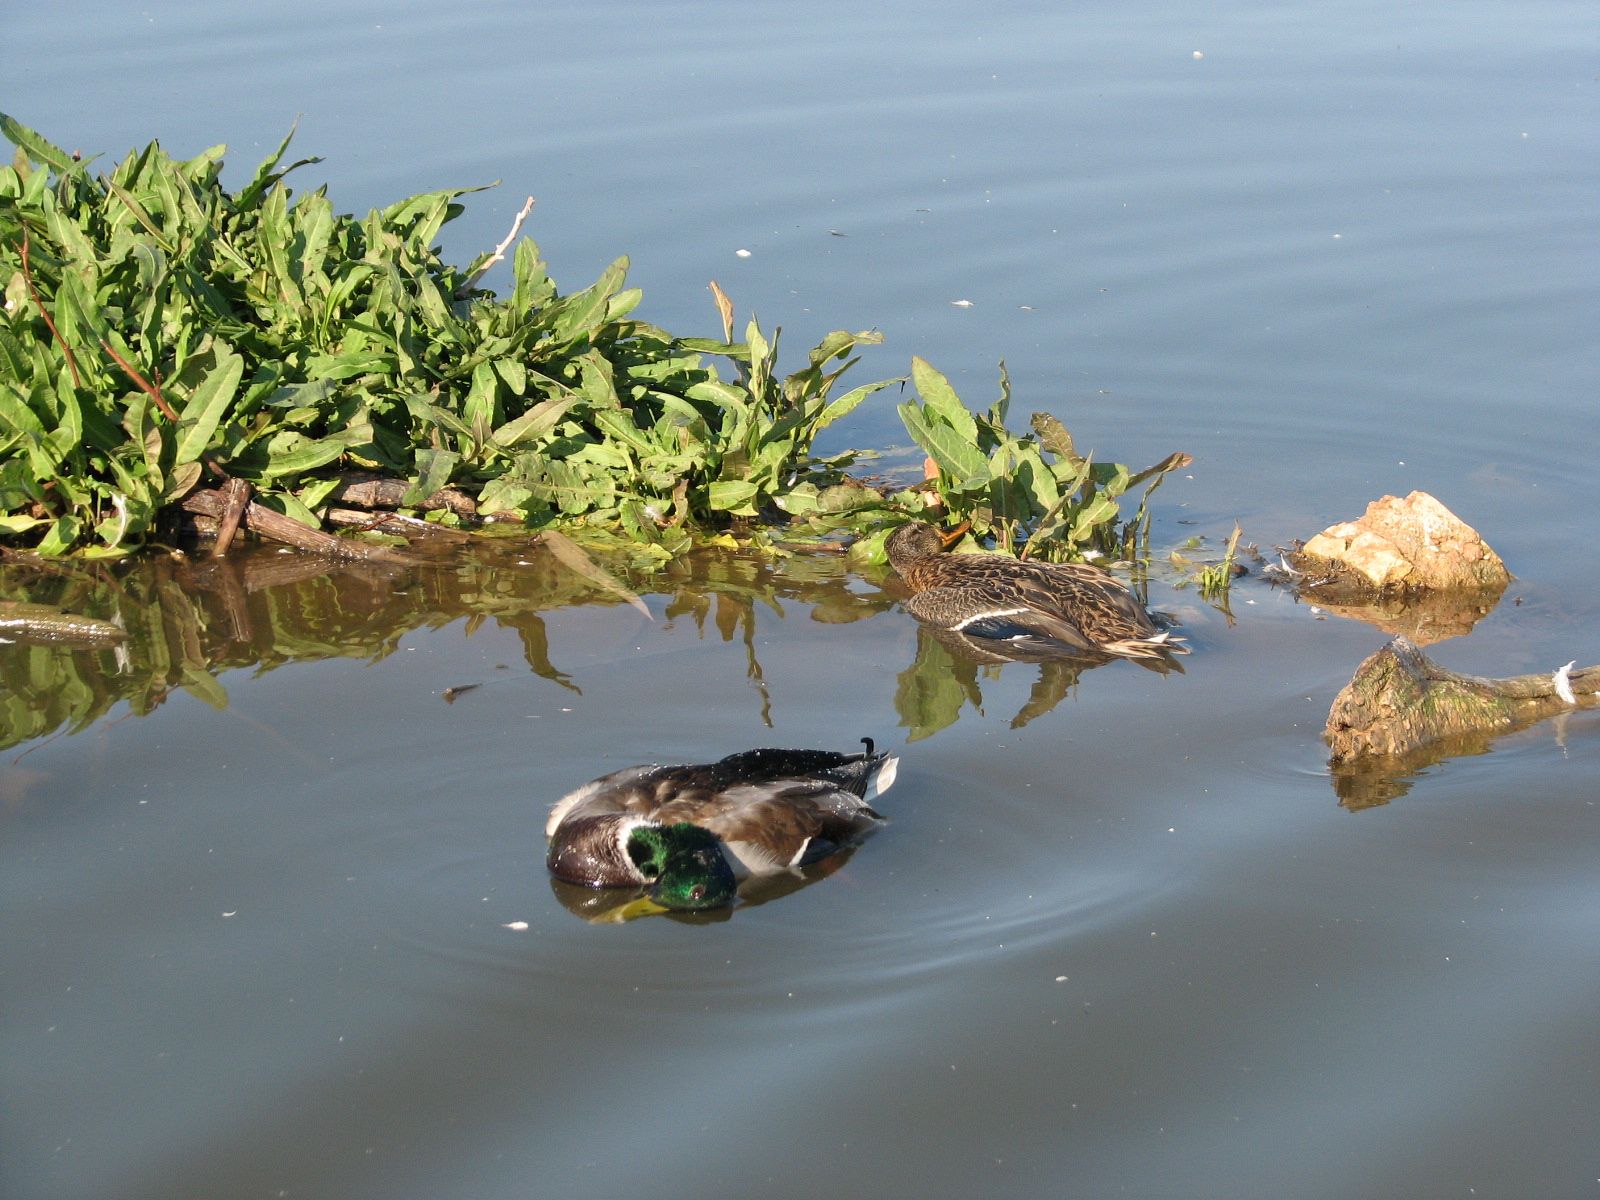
884,520 -> 1187,663
546,741 -> 898,910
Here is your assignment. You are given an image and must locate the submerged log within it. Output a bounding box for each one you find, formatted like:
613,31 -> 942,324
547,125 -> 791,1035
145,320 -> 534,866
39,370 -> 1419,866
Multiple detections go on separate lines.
1326,636 -> 1600,764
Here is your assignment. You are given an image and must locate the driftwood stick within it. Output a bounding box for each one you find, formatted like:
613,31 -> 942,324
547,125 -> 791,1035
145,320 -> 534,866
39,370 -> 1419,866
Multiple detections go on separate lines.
324,507 -> 474,542
457,195 -> 535,297
1326,636 -> 1600,764
211,476 -> 254,557
180,489 -> 408,562
329,473 -> 477,518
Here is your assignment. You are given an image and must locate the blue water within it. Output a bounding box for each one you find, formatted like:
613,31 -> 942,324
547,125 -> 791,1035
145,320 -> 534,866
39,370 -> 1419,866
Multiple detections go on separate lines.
5,2 -> 1599,1197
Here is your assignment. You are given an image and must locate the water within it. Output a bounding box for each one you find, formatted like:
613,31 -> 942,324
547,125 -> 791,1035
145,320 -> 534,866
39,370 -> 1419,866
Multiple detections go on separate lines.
5,1 -> 1599,1197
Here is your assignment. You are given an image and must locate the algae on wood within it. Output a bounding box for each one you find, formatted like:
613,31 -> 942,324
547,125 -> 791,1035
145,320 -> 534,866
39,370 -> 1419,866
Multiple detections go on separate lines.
1325,636 -> 1600,765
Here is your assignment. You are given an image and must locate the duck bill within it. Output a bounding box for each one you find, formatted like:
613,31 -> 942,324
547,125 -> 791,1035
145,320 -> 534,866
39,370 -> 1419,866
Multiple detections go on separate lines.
608,895 -> 673,922
940,521 -> 971,548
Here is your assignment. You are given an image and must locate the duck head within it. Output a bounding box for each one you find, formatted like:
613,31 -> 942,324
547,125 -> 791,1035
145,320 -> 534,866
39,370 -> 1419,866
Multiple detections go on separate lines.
886,520 -> 968,570
625,823 -> 738,910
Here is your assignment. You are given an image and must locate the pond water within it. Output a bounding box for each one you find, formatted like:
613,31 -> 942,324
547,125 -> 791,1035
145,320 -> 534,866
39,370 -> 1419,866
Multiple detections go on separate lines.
6,1 -> 1599,1197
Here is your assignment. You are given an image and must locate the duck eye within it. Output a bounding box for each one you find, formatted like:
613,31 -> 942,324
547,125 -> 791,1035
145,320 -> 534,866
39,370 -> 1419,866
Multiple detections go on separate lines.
689,885 -> 705,901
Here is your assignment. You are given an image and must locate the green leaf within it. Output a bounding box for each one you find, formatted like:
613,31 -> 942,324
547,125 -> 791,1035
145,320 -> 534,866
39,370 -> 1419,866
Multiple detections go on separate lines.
0,112 -> 81,173
407,448 -> 459,504
707,479 -> 760,514
549,257 -> 628,343
910,357 -> 978,445
174,346 -> 244,464
490,396 -> 576,450
817,377 -> 899,430
898,401 -> 990,489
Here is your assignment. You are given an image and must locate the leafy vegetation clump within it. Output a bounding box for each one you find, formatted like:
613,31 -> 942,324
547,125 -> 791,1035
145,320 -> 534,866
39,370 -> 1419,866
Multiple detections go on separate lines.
0,114 -> 1188,565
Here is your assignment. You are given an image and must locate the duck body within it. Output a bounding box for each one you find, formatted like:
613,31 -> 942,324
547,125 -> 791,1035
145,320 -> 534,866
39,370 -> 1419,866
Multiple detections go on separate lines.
547,744 -> 898,908
885,521 -> 1185,662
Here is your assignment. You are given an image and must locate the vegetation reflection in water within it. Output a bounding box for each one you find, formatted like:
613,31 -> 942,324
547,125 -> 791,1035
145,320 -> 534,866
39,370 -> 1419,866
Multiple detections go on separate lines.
0,537 -> 1166,757
6,531 -> 1537,844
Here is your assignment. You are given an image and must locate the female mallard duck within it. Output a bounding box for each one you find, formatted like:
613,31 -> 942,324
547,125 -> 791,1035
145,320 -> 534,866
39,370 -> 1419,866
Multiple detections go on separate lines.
546,742 -> 898,910
885,520 -> 1186,662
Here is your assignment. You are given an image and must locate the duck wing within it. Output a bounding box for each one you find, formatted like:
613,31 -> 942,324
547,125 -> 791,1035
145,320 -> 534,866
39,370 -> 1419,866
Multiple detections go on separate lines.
546,763 -> 690,838
683,778 -> 888,875
918,556 -> 1180,657
546,747 -> 898,838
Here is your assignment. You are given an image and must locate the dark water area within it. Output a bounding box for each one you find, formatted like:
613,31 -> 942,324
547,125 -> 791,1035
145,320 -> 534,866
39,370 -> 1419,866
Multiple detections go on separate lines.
7,0 -> 1600,1196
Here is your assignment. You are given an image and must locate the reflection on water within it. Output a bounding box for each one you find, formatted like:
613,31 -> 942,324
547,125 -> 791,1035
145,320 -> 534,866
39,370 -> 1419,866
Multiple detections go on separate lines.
5,537 -> 1195,754
1328,704 -> 1594,811
893,621 -> 1185,740
1299,580 -> 1509,646
0,542 -> 904,752
1327,732 -> 1498,810
549,847 -> 859,924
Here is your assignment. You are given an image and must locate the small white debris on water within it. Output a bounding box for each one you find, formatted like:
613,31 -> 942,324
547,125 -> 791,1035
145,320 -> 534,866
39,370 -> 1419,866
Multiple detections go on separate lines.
950,299 -> 973,307
1055,975 -> 1068,982
1192,50 -> 1204,60
502,921 -> 529,931
1553,660 -> 1578,706
735,248 -> 752,258
222,911 -> 237,918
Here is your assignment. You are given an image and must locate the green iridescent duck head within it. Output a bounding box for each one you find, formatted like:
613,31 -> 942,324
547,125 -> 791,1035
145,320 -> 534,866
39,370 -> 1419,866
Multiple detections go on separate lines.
625,823 -> 738,910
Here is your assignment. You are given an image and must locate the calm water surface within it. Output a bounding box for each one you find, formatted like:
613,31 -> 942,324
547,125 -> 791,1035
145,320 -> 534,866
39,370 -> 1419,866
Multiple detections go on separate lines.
5,1 -> 1599,1197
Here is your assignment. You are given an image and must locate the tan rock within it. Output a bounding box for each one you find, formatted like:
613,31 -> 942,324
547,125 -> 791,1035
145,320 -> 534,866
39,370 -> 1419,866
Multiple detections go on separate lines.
1291,491 -> 1512,596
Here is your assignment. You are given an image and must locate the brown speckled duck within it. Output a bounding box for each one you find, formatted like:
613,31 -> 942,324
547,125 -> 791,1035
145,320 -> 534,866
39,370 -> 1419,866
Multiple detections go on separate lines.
885,521 -> 1186,663
546,743 -> 898,910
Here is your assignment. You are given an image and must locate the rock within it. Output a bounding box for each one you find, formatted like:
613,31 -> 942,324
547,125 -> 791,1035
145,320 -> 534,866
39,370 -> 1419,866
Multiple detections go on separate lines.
1291,491 -> 1511,595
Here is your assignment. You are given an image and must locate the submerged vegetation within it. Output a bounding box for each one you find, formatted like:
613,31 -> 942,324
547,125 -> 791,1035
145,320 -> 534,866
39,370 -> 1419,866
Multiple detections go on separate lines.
0,114 -> 1188,566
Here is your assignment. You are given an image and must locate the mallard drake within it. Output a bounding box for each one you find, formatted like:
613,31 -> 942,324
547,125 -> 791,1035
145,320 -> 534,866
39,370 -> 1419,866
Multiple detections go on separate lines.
546,742 -> 898,910
885,520 -> 1186,662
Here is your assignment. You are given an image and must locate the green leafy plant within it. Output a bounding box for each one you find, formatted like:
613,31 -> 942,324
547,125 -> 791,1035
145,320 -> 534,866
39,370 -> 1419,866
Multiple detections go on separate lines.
1,115 -> 1192,569
1169,522 -> 1244,608
894,356 -> 1190,563
0,115 -> 893,559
